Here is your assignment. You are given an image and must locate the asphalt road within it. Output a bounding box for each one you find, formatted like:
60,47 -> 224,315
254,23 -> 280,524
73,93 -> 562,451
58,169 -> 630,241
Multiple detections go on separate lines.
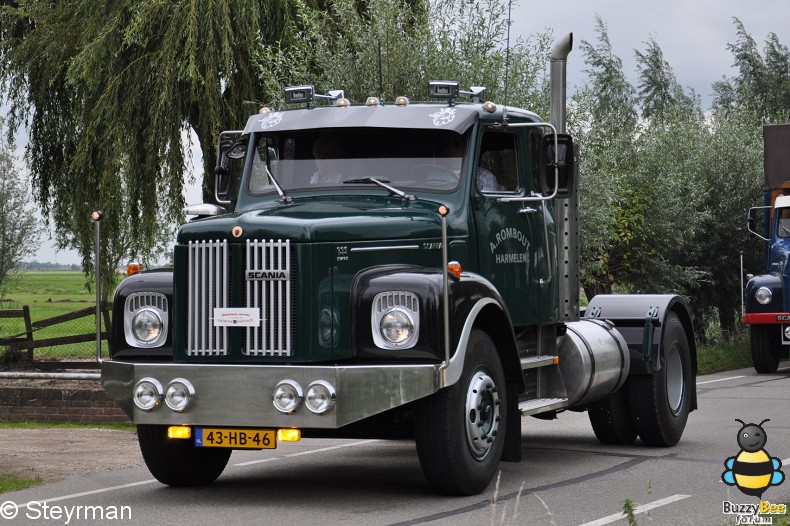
2,364 -> 790,526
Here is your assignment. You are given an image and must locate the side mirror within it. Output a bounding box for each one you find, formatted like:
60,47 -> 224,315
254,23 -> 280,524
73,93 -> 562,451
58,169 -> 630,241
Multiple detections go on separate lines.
540,134 -> 576,198
746,206 -> 770,242
214,135 -> 245,205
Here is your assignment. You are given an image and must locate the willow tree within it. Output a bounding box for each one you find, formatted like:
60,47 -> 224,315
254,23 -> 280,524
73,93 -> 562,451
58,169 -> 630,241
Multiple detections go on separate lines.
0,0 -> 297,295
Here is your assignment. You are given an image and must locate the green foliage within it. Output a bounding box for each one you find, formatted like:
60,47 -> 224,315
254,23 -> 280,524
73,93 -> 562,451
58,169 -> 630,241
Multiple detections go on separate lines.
0,473 -> 42,494
0,132 -> 44,297
622,497 -> 638,526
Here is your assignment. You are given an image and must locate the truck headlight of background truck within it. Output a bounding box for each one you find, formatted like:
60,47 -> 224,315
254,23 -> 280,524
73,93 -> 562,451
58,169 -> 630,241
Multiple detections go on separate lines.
755,286 -> 773,305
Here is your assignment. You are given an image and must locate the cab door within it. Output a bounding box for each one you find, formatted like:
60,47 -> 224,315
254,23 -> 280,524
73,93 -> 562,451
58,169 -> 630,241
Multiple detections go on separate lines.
472,128 -> 555,326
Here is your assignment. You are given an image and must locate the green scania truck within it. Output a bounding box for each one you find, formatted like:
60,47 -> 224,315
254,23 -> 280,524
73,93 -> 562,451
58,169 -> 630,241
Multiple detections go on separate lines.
100,34 -> 696,496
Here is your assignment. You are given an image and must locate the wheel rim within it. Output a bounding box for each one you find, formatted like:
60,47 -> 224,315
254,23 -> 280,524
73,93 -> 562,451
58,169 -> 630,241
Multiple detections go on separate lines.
464,369 -> 501,460
665,341 -> 685,415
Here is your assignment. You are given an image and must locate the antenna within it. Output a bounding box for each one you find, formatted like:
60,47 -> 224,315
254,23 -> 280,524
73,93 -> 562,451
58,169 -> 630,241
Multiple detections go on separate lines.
377,40 -> 384,100
501,0 -> 513,122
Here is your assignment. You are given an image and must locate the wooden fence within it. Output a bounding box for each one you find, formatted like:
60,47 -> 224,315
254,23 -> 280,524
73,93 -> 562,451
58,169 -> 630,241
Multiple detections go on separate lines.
0,303 -> 112,363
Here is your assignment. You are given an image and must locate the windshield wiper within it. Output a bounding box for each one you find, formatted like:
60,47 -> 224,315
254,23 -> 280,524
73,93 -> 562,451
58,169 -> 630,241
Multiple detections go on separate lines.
266,166 -> 292,204
343,177 -> 415,201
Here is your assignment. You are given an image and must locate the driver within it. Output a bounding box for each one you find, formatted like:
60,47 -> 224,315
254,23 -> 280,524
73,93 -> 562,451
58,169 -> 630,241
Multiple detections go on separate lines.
311,133 -> 345,184
441,135 -> 503,192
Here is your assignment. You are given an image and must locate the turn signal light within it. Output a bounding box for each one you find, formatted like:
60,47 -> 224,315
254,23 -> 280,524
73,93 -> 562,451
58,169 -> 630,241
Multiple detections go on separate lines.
448,261 -> 462,279
277,429 -> 302,442
167,426 -> 192,439
127,262 -> 143,276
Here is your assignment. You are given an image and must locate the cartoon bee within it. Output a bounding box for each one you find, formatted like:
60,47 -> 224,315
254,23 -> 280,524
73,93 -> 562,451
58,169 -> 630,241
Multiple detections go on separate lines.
722,419 -> 785,498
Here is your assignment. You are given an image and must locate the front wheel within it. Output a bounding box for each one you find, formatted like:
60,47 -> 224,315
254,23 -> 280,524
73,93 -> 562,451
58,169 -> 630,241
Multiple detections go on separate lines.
415,329 -> 507,496
628,313 -> 692,447
750,325 -> 782,374
137,425 -> 231,486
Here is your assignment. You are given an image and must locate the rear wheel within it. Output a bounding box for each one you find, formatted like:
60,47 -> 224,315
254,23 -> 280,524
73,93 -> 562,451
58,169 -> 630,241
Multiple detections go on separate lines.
137,425 -> 231,486
588,384 -> 637,445
415,329 -> 506,496
628,313 -> 692,447
750,325 -> 782,374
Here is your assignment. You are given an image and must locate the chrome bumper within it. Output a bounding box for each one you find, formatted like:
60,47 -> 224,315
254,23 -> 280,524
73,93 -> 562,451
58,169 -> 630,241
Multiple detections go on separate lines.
101,360 -> 438,428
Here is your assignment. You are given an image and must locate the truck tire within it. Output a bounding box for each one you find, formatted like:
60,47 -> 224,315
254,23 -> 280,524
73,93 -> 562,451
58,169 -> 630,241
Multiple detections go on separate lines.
628,313 -> 692,447
137,425 -> 231,486
587,384 -> 637,445
415,329 -> 507,496
750,325 -> 781,374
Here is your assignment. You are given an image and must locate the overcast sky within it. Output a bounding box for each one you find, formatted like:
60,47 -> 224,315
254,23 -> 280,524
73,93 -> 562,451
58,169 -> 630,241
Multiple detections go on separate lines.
25,0 -> 790,264
512,0 -> 790,107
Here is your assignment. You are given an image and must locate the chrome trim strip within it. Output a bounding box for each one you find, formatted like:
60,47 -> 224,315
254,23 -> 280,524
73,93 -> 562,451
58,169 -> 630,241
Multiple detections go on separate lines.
442,297 -> 501,387
349,245 -> 420,252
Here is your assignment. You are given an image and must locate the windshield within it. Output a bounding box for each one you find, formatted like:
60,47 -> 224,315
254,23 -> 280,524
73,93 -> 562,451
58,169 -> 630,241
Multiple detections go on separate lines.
778,207 -> 790,238
247,128 -> 467,194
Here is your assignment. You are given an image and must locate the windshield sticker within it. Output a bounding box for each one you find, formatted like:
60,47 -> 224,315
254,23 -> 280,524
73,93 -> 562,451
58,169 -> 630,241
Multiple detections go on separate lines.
429,108 -> 457,127
258,112 -> 284,130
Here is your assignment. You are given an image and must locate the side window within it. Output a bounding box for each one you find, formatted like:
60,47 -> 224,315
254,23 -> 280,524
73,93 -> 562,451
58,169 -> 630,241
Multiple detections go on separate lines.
477,132 -> 520,194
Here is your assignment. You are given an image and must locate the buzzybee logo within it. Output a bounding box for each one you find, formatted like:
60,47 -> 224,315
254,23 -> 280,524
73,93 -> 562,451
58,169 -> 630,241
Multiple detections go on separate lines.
722,419 -> 784,498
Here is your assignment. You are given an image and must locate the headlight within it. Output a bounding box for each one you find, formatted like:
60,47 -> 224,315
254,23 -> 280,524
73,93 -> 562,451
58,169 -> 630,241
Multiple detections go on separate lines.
305,381 -> 336,415
755,287 -> 773,305
124,292 -> 169,348
273,380 -> 303,414
371,292 -> 420,349
133,309 -> 163,343
165,378 -> 195,412
133,377 -> 164,411
380,308 -> 415,344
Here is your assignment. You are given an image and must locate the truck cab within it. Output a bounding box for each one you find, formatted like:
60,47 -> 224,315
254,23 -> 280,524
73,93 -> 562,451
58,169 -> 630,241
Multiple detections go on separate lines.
100,35 -> 697,496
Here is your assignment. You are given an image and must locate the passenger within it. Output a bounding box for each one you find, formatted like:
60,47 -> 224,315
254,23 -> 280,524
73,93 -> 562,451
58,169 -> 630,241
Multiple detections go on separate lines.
311,133 -> 345,184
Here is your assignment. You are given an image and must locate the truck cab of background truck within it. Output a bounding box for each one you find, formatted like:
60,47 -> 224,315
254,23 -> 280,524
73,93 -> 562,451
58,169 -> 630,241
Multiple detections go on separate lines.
744,124 -> 790,374
100,34 -> 697,496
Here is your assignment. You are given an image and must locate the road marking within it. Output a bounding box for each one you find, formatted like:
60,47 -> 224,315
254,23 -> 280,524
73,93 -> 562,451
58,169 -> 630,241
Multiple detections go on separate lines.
16,439 -> 379,508
18,480 -> 156,510
697,376 -> 744,385
233,439 -> 378,466
577,494 -> 691,526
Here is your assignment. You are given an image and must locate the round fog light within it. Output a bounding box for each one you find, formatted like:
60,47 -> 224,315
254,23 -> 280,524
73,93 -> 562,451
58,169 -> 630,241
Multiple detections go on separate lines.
165,378 -> 195,412
380,308 -> 415,345
133,377 -> 163,412
305,381 -> 336,415
273,380 -> 303,414
755,287 -> 773,305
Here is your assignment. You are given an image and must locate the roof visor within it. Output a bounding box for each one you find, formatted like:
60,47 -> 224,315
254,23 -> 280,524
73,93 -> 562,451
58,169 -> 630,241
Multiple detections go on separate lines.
243,105 -> 479,135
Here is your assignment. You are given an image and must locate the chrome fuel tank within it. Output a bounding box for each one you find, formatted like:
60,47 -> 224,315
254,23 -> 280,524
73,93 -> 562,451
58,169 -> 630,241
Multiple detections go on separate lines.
558,319 -> 630,407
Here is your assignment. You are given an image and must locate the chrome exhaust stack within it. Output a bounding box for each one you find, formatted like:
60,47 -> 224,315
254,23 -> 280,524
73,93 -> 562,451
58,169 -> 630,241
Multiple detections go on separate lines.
550,33 -> 580,321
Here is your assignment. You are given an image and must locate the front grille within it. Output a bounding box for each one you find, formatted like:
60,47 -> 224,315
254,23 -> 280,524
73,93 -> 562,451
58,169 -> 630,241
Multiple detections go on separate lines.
187,240 -> 230,356
185,239 -> 293,358
243,239 -> 292,357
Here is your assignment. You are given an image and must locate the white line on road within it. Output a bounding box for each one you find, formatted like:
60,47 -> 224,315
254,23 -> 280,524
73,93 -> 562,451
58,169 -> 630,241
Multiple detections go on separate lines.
697,376 -> 745,385
19,480 -> 156,510
577,494 -> 692,526
233,439 -> 378,466
16,439 -> 379,508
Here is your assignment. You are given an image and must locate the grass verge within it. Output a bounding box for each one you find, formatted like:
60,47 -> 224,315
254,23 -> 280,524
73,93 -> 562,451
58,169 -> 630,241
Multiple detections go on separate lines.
696,337 -> 753,376
0,421 -> 134,431
0,473 -> 43,494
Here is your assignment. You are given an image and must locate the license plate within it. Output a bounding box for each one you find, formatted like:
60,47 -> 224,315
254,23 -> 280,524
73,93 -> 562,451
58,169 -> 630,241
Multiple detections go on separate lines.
195,428 -> 276,449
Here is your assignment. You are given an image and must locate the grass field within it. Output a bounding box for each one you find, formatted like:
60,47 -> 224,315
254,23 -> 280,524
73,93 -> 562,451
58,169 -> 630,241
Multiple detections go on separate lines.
0,270 -> 109,358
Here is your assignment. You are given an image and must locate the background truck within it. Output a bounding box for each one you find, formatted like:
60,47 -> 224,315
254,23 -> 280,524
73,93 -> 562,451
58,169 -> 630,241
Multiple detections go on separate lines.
100,34 -> 697,496
744,124 -> 790,373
